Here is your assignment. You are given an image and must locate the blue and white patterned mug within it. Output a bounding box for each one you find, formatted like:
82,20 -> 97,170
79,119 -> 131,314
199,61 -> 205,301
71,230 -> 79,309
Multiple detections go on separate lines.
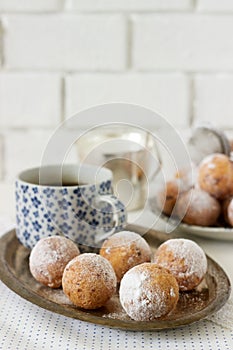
15,164 -> 127,249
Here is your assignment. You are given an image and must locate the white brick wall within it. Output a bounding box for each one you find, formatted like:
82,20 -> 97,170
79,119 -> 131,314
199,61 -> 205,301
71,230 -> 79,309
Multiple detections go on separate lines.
0,0 -> 63,12
132,14 -> 233,71
0,73 -> 62,127
1,1 -> 233,184
65,73 -> 190,127
4,15 -> 126,70
67,0 -> 193,12
194,75 -> 233,128
4,129 -> 79,181
4,130 -> 53,181
197,0 -> 233,12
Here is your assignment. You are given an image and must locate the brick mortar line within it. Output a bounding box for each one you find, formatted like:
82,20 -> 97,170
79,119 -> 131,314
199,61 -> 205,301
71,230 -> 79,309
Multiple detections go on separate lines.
0,10 -> 195,15
60,75 -> 66,122
1,68 -> 233,75
0,17 -> 6,68
189,73 -> 195,127
0,70 -> 187,75
193,0 -> 198,11
2,10 -> 233,15
5,71 -> 233,75
0,19 -> 2,67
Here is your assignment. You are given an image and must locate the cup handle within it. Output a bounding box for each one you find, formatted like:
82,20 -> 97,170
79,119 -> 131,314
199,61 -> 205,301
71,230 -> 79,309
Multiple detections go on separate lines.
94,194 -> 127,243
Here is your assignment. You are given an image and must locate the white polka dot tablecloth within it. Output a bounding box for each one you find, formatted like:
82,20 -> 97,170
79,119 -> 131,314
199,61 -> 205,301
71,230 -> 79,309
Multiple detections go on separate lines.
0,219 -> 233,350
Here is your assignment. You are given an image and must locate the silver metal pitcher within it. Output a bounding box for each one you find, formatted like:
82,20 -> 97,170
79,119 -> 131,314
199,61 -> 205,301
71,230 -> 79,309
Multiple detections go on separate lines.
76,125 -> 161,211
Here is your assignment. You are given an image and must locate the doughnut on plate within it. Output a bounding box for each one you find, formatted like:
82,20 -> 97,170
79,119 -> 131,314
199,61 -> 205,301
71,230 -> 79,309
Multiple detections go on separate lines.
0,228 -> 230,331
149,199 -> 233,241
160,210 -> 233,241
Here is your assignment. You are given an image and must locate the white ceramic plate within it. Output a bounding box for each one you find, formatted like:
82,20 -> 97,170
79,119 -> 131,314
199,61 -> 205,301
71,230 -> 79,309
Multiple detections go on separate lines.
176,222 -> 233,241
149,199 -> 233,241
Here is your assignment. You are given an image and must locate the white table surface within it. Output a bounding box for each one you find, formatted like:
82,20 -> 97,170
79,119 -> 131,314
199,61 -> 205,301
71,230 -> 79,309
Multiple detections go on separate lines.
0,184 -> 233,350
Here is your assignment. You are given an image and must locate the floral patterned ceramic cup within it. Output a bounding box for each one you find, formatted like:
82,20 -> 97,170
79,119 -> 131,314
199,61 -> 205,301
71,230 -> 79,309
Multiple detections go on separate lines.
15,164 -> 127,249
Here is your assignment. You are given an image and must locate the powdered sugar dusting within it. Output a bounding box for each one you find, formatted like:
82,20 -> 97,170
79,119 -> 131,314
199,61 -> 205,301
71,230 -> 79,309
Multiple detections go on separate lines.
29,236 -> 80,287
38,287 -> 73,305
190,189 -> 219,211
30,236 -> 79,269
208,163 -> 216,169
100,231 -> 152,282
199,153 -> 227,167
65,253 -> 117,291
119,264 -> 178,321
158,239 -> 207,281
183,189 -> 220,214
170,287 -> 175,297
103,231 -> 150,250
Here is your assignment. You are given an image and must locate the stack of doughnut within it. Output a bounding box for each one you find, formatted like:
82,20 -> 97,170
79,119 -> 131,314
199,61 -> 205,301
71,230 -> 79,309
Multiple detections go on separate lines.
157,153 -> 233,227
29,231 -> 208,321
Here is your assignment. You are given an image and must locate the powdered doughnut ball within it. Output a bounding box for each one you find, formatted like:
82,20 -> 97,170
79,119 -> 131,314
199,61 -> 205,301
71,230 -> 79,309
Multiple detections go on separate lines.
157,180 -> 180,216
198,153 -> 233,199
175,188 -> 220,226
100,231 -> 152,282
153,239 -> 208,291
119,263 -> 179,321
29,236 -> 80,288
62,253 -> 116,309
